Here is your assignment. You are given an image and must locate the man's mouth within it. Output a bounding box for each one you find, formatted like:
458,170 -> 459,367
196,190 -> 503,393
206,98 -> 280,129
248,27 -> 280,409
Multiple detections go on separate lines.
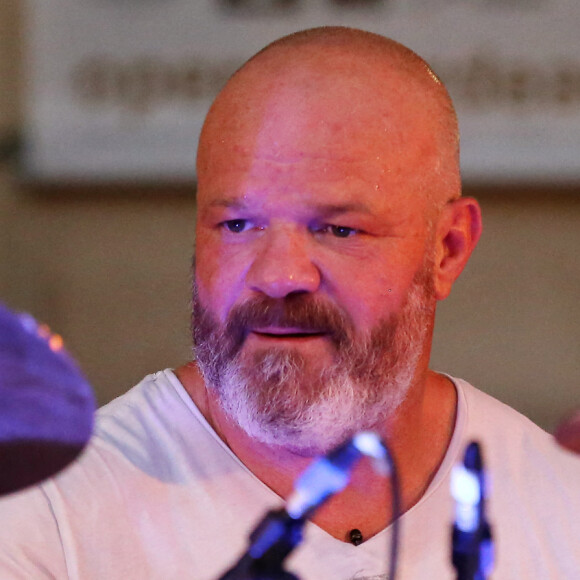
250,327 -> 328,340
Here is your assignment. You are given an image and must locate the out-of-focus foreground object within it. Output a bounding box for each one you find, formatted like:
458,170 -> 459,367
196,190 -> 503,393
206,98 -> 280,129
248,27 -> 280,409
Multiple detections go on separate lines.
554,411 -> 580,455
0,302 -> 95,496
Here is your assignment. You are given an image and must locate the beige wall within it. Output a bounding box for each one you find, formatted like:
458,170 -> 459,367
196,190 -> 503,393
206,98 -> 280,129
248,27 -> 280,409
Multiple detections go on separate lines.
0,181 -> 197,406
432,190 -> 580,431
1,2 -> 579,431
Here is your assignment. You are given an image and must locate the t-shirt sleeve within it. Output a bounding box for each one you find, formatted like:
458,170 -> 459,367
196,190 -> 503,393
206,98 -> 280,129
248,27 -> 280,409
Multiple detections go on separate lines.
0,485 -> 68,578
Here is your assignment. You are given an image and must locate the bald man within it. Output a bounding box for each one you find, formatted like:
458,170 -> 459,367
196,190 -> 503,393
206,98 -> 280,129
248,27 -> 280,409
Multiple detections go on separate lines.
1,27 -> 579,579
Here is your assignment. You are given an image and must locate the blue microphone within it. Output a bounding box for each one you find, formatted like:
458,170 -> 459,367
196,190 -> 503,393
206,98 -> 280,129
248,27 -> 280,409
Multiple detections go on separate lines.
286,431 -> 389,519
450,441 -> 494,580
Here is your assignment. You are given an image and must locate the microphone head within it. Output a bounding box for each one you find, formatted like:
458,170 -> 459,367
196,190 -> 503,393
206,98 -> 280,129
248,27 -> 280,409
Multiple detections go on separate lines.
463,441 -> 483,472
0,303 -> 95,495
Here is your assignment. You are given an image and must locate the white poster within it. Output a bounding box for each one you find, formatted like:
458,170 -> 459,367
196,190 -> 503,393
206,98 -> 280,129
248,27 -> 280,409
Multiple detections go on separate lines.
24,0 -> 580,183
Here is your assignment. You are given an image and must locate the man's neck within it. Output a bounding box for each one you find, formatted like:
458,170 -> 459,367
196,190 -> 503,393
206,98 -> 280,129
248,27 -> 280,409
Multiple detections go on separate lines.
175,363 -> 457,543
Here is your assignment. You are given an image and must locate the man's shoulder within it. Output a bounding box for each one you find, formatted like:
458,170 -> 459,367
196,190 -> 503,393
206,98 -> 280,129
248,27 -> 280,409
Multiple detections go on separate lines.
95,368 -> 204,442
454,376 -> 547,435
97,368 -> 180,419
90,369 -> 217,473
452,376 -> 580,479
34,369 -> 230,503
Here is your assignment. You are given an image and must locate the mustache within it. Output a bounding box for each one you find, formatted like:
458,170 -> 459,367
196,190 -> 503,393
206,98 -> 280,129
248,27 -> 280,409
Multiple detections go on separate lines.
224,294 -> 353,350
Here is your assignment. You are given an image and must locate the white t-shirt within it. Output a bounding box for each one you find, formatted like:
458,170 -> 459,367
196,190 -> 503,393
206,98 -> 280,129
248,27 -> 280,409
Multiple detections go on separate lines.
0,369 -> 579,579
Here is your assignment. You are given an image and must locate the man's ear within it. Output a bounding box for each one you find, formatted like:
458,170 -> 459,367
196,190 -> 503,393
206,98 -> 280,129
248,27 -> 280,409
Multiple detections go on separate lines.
432,197 -> 482,301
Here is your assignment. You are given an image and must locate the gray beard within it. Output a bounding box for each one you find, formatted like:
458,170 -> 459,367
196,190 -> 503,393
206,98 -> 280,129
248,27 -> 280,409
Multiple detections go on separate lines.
192,266 -> 434,455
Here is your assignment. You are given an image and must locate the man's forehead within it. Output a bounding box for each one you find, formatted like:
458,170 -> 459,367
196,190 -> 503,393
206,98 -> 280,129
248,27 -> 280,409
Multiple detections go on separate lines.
209,45 -> 423,126
200,73 -> 434,180
196,159 -> 427,227
199,42 -> 446,168
197,29 -> 460,211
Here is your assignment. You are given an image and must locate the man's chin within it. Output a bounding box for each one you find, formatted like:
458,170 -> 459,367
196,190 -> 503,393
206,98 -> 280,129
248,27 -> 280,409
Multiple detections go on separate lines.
234,413 -> 359,457
217,371 -> 387,457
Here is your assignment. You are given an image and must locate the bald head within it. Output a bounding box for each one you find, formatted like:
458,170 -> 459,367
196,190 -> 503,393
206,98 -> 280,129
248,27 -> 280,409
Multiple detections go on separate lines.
197,27 -> 461,214
248,26 -> 446,92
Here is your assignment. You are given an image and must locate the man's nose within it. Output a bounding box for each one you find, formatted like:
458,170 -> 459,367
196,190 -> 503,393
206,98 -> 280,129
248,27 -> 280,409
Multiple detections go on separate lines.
246,227 -> 321,298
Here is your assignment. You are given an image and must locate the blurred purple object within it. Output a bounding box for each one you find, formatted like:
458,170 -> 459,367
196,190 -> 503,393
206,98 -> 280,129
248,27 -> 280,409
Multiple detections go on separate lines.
0,302 -> 95,495
555,410 -> 580,455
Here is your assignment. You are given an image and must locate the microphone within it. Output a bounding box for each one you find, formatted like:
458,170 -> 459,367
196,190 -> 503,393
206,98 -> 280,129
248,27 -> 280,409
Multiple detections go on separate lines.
450,441 -> 494,580
0,302 -> 95,496
286,431 -> 389,519
218,432 -> 388,580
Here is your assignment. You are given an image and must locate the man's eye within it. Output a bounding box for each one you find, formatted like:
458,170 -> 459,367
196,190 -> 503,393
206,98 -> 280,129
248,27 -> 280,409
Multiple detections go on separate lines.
328,225 -> 357,238
223,219 -> 249,233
